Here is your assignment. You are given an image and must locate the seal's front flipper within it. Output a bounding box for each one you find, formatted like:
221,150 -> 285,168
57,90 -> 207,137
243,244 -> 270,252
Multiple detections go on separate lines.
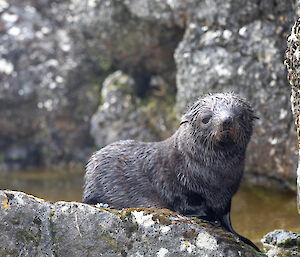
219,210 -> 261,252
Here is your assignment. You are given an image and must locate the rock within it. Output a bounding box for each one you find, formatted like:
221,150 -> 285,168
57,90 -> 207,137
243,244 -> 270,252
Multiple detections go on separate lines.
122,0 -> 186,27
90,71 -> 158,147
71,0 -> 183,92
261,230 -> 300,257
0,0 -> 105,169
285,16 -> 300,211
0,0 -> 182,170
90,71 -> 177,147
1,0 -> 299,186
0,190 -> 259,257
174,0 -> 297,181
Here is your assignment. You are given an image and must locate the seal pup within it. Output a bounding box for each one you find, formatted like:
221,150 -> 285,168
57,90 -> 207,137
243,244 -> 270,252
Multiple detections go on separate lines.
83,92 -> 259,251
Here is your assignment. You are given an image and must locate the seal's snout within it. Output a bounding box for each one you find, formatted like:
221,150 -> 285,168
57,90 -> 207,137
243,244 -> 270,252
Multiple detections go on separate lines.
222,116 -> 233,129
215,111 -> 237,144
219,111 -> 234,131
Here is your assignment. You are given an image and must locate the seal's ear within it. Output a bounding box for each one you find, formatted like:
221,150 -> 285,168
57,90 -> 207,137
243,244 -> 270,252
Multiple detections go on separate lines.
180,115 -> 188,125
180,113 -> 192,125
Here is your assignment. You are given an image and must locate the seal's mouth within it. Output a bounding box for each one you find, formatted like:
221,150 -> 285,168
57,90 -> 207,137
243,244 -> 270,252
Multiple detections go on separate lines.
218,138 -> 235,148
216,129 -> 235,146
220,129 -> 231,134
219,129 -> 233,139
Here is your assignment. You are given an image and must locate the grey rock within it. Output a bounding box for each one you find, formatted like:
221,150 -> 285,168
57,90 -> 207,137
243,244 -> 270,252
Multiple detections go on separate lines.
285,16 -> 300,210
90,71 -> 159,147
0,0 -> 183,170
0,191 -> 54,256
261,230 -> 300,256
0,190 -> 259,257
0,0 -> 103,168
174,0 -> 297,181
71,0 -> 183,88
123,0 -> 186,27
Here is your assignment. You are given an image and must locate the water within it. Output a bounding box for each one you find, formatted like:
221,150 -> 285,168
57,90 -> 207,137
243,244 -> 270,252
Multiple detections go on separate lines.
0,169 -> 299,246
231,184 -> 300,244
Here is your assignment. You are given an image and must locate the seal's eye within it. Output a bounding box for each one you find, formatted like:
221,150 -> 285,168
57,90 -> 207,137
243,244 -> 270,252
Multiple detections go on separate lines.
202,115 -> 211,124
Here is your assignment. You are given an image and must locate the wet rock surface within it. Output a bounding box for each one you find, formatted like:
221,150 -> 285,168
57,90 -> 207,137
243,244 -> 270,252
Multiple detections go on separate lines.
0,190 -> 260,257
261,230 -> 300,256
0,0 -> 298,185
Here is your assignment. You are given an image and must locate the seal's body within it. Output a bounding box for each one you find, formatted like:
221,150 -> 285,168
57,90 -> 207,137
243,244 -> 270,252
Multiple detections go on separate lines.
83,93 -> 259,251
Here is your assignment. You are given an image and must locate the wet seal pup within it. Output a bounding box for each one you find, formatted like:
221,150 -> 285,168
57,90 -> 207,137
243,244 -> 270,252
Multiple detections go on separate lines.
83,92 -> 260,251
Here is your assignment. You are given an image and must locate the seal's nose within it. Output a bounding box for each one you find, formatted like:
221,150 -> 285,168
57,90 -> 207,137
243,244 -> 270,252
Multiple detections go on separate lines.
222,116 -> 233,127
221,114 -> 234,130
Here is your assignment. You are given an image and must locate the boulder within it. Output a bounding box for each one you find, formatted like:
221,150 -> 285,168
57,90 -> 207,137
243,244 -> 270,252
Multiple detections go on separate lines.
70,0 -> 184,93
261,230 -> 300,257
90,71 -> 177,148
0,0 -> 104,169
0,190 -> 259,257
0,0 -> 183,170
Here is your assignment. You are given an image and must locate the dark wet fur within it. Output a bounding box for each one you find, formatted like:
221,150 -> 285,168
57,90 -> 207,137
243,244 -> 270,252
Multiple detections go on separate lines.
83,92 -> 260,251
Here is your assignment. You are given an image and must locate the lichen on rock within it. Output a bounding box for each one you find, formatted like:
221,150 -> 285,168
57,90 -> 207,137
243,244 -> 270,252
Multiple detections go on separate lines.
261,230 -> 300,257
0,190 -> 260,257
90,70 -> 178,148
285,17 -> 300,212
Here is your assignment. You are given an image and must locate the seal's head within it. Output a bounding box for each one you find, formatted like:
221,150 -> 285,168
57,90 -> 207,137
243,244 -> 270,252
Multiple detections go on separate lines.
181,93 -> 256,150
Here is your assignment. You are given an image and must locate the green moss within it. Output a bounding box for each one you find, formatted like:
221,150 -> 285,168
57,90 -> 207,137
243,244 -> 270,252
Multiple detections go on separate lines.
124,221 -> 139,238
0,247 -> 18,257
16,230 -> 40,245
98,233 -> 120,252
139,89 -> 178,140
277,237 -> 297,248
11,218 -> 20,225
152,213 -> 172,226
190,217 -> 209,227
255,252 -> 268,257
98,58 -> 112,71
49,213 -> 61,257
182,228 -> 199,239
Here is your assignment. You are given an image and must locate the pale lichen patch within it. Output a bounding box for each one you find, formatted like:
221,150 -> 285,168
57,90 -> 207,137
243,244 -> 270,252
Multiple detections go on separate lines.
265,247 -> 283,257
131,211 -> 155,228
60,205 -> 70,212
180,240 -> 195,253
160,225 -> 171,234
157,247 -> 169,257
196,231 -> 218,251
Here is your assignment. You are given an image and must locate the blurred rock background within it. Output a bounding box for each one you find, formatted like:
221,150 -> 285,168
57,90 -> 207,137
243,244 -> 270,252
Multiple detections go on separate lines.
0,0 -> 297,187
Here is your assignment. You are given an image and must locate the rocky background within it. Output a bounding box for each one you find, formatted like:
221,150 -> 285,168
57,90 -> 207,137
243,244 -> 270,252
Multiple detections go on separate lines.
0,0 -> 298,185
